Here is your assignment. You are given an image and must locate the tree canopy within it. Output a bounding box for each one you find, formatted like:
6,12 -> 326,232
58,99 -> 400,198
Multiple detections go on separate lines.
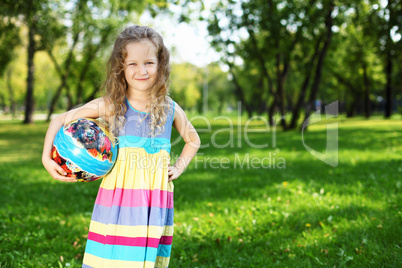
0,0 -> 400,124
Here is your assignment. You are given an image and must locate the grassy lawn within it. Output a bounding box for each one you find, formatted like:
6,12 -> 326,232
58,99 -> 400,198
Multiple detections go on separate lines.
0,114 -> 401,267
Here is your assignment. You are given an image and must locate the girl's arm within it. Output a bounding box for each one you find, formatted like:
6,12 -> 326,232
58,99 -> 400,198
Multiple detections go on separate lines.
42,98 -> 108,182
169,102 -> 201,181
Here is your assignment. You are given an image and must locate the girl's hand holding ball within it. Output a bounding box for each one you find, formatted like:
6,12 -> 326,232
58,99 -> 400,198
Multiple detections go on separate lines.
42,158 -> 77,183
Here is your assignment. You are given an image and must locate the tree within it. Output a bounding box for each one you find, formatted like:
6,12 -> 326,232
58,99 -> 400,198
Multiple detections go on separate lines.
301,0 -> 334,129
205,62 -> 235,114
45,0 -> 152,121
44,0 -> 174,121
374,0 -> 401,118
326,1 -> 378,118
206,0 -> 338,129
0,17 -> 20,77
1,0 -> 65,123
323,0 -> 400,118
1,0 -> 172,123
0,17 -> 20,116
170,62 -> 202,110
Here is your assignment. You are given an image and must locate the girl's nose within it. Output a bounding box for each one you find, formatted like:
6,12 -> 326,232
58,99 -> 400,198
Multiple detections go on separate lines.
139,65 -> 148,75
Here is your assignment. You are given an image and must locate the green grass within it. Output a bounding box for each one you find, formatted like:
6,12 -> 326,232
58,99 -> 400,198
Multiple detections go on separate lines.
0,115 -> 401,267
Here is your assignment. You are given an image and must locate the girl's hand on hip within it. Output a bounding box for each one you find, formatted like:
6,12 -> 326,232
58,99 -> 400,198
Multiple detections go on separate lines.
167,160 -> 181,182
42,158 -> 77,183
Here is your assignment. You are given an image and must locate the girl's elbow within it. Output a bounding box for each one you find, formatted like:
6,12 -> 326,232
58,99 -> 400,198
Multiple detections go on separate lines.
187,137 -> 201,150
193,136 -> 201,149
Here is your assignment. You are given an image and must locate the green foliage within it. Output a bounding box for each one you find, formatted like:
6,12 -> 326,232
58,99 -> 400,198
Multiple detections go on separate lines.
0,0 -> 174,115
0,19 -> 20,76
0,45 -> 59,111
204,0 -> 401,120
206,0 -> 340,119
0,116 -> 401,266
170,62 -> 203,110
170,62 -> 234,113
324,1 -> 392,115
205,62 -> 236,114
1,0 -> 400,120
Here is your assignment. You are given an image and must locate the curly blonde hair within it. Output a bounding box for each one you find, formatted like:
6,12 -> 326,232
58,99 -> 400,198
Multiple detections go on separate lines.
103,25 -> 172,138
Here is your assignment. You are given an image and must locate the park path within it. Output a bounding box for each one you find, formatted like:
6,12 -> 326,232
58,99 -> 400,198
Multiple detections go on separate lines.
0,113 -> 58,121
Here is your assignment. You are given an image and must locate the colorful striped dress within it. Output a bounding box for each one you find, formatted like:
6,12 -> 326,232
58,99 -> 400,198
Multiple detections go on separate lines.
82,98 -> 175,268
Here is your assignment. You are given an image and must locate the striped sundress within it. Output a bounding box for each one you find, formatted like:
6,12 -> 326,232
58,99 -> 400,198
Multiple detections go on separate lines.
82,97 -> 175,268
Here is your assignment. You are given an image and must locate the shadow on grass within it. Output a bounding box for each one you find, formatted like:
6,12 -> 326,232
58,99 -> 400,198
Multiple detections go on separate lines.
0,119 -> 401,267
171,122 -> 401,160
1,120 -> 400,217
169,203 -> 402,267
174,159 -> 401,207
1,156 -> 399,217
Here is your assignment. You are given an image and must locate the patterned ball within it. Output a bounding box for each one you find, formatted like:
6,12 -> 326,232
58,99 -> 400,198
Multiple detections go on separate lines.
52,118 -> 118,182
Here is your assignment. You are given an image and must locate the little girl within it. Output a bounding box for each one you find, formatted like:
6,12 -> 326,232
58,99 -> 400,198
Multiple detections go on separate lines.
42,25 -> 201,268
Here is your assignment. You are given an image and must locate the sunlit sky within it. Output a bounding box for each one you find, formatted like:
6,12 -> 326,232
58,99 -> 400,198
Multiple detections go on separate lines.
139,2 -> 221,67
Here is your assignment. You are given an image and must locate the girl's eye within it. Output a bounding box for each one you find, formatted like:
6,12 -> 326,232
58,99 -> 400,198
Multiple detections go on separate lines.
146,62 -> 154,65
129,63 -> 136,66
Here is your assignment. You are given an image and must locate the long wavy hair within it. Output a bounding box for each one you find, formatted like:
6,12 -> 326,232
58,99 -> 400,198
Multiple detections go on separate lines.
103,25 -> 172,138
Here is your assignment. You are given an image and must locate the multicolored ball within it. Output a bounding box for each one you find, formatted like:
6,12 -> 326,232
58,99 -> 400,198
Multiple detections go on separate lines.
52,118 -> 118,182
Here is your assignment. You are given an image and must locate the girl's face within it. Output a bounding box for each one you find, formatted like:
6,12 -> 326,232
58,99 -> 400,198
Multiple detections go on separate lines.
124,40 -> 158,93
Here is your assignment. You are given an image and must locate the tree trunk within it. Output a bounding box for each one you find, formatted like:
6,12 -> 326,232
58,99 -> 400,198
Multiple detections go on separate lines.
226,60 -> 253,118
218,97 -> 224,115
289,35 -> 323,129
76,48 -> 102,104
255,76 -> 265,115
46,32 -> 80,121
346,96 -> 357,117
286,92 -> 294,113
76,62 -> 91,105
84,80 -> 100,103
384,0 -> 393,118
23,18 -> 36,124
47,84 -> 64,121
6,67 -> 16,118
275,41 -> 287,130
331,70 -> 359,118
268,99 -> 276,126
76,33 -> 109,105
384,49 -> 392,118
362,60 -> 371,118
66,86 -> 74,110
246,26 -> 276,120
302,1 -> 334,130
247,28 -> 275,98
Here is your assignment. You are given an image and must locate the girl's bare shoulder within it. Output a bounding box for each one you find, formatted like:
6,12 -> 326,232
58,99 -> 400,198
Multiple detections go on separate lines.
171,100 -> 188,124
92,97 -> 116,121
82,97 -> 109,116
63,97 -> 110,124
